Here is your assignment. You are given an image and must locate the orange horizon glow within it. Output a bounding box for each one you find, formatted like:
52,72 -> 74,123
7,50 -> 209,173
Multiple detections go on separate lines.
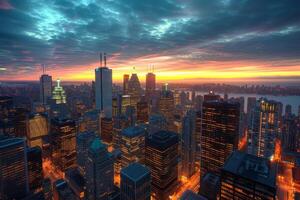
1,54 -> 300,84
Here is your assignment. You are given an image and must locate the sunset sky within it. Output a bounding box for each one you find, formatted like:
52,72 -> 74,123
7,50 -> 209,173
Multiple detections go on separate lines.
0,0 -> 300,84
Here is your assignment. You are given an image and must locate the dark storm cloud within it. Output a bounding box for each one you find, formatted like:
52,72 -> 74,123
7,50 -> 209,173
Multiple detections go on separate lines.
0,0 -> 300,75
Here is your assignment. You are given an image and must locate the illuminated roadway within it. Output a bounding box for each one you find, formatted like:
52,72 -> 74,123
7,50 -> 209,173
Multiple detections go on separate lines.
277,162 -> 295,200
43,159 -> 64,184
169,169 -> 200,199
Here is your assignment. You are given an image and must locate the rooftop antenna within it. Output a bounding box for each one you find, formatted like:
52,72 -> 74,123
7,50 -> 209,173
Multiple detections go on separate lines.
100,52 -> 103,67
104,53 -> 107,67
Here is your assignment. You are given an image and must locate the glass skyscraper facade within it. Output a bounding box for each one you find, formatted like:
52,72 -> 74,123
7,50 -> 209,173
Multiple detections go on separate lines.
85,138 -> 114,200
51,118 -> 77,171
200,100 -> 240,177
248,98 -> 282,159
95,66 -> 112,118
120,162 -> 151,200
0,137 -> 29,199
145,130 -> 179,200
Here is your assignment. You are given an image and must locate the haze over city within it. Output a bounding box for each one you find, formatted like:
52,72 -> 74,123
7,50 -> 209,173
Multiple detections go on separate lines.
0,0 -> 300,84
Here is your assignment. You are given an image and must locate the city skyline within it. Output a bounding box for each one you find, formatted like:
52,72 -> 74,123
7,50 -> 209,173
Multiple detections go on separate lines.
0,0 -> 300,84
1,1 -> 300,200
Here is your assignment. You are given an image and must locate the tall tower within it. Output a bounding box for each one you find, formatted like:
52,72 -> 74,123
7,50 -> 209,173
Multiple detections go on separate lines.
26,113 -> 48,148
181,110 -> 196,178
51,118 -> 77,171
85,137 -> 114,200
195,111 -> 202,163
248,98 -> 281,159
27,146 -> 43,192
137,100 -> 149,123
0,137 -> 29,199
120,162 -> 151,200
123,74 -> 129,95
95,53 -> 113,118
128,72 -> 141,108
39,65 -> 52,105
158,83 -> 175,129
145,70 -> 156,99
52,79 -> 66,104
200,100 -> 240,178
76,131 -> 96,175
145,130 -> 179,200
120,126 -> 146,168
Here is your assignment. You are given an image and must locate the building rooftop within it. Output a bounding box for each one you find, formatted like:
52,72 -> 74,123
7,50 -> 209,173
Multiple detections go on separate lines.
222,151 -> 276,188
122,125 -> 145,138
121,162 -> 150,182
76,131 -> 96,141
203,99 -> 240,108
146,130 -> 178,151
90,137 -> 106,152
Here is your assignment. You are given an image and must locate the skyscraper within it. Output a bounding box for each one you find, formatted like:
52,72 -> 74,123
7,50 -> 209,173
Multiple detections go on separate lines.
0,96 -> 14,136
285,104 -> 292,119
14,107 -> 29,137
95,53 -> 113,118
123,74 -> 130,95
100,117 -> 113,144
246,97 -> 256,126
248,98 -> 281,159
158,83 -> 175,128
203,91 -> 220,102
120,162 -> 151,200
27,146 -> 43,192
137,100 -> 149,123
181,110 -> 196,178
40,74 -> 52,105
79,110 -> 101,135
51,118 -> 77,171
52,79 -> 67,104
128,73 -> 141,108
121,95 -> 131,115
145,72 -> 156,99
200,100 -> 240,177
220,151 -> 276,200
85,138 -> 114,200
195,111 -> 201,163
148,114 -> 167,135
145,130 -> 179,200
112,97 -> 120,118
0,137 -> 29,199
121,126 -> 146,168
76,131 -> 96,175
26,113 -> 48,148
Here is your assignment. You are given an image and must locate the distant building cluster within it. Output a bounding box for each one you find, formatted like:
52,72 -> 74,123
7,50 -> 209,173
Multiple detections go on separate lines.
1,54 -> 300,200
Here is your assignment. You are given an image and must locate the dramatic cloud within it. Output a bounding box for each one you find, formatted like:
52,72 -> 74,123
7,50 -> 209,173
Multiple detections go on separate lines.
0,0 -> 300,82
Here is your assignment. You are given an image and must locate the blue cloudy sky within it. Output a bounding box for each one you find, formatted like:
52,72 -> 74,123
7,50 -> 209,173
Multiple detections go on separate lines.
0,0 -> 300,82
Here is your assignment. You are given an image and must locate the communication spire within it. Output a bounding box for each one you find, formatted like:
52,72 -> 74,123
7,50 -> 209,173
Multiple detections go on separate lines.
100,52 -> 103,67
